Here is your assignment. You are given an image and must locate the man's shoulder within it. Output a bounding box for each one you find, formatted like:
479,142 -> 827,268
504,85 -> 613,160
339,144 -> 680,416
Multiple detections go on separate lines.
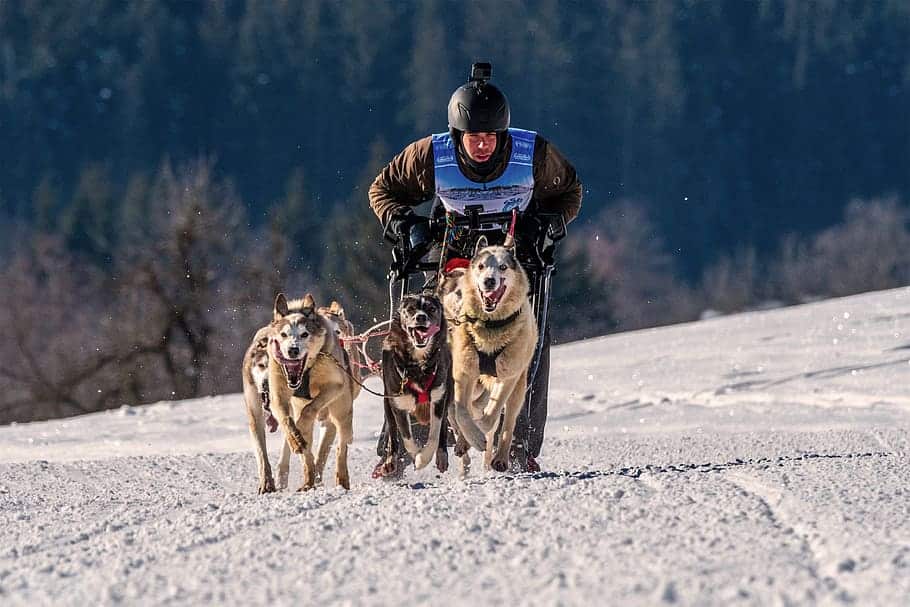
394,136 -> 434,165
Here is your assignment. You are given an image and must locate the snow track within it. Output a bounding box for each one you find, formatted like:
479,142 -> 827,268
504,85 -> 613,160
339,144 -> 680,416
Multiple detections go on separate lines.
2,288 -> 910,605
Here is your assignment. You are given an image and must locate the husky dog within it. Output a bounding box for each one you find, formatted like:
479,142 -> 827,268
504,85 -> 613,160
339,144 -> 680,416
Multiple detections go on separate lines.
268,293 -> 355,490
242,325 -> 280,493
446,236 -> 537,474
374,294 -> 451,478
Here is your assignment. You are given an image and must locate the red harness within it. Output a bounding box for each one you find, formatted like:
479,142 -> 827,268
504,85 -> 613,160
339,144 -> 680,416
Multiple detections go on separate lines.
405,370 -> 437,405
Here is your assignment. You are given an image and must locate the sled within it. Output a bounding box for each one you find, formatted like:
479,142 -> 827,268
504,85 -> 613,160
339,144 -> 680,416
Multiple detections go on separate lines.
386,208 -> 567,403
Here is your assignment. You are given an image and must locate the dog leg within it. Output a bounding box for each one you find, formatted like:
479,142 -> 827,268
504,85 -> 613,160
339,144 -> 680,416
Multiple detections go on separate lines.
414,409 -> 443,470
480,380 -> 506,421
435,403 -> 450,473
314,421 -> 336,486
328,398 -> 354,490
490,379 -> 528,473
270,382 -> 307,455
245,386 -> 274,494
392,407 -> 420,460
293,406 -> 321,491
276,439 -> 291,490
457,451 -> 471,479
374,398 -> 404,479
483,427 -> 497,470
334,432 -> 350,490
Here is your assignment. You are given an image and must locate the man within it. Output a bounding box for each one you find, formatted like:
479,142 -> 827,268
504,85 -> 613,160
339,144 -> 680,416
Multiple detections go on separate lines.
369,62 -> 582,473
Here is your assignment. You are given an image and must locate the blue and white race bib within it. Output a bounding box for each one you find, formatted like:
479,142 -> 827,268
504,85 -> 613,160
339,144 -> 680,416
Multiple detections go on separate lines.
432,128 -> 536,215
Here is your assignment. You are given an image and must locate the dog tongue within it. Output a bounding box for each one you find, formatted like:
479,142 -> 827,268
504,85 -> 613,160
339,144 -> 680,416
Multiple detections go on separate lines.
483,282 -> 507,305
414,324 -> 440,342
284,360 -> 304,386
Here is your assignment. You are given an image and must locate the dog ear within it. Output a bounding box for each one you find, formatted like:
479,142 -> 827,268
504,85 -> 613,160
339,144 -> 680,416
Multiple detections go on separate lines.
503,231 -> 516,251
473,235 -> 489,258
274,293 -> 289,319
330,300 -> 345,319
302,293 -> 316,316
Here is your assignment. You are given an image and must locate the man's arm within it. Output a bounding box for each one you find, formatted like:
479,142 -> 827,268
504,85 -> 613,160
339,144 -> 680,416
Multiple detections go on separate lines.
532,135 -> 583,225
368,136 -> 436,226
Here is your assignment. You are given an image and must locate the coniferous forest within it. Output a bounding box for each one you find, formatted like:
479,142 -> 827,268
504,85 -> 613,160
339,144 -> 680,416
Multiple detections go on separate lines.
2,0 -> 910,423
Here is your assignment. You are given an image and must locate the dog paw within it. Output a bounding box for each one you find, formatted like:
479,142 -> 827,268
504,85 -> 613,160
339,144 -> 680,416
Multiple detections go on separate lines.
336,473 -> 350,490
296,483 -> 316,492
372,458 -> 399,480
258,476 -> 276,494
491,458 -> 509,473
436,450 -> 449,473
276,473 -> 289,490
414,452 -> 432,470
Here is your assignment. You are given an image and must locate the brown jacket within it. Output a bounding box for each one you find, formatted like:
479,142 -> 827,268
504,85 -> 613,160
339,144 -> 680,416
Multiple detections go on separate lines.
369,132 -> 583,226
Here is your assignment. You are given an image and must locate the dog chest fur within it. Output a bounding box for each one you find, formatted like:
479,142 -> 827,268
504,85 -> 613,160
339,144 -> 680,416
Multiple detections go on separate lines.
390,384 -> 447,414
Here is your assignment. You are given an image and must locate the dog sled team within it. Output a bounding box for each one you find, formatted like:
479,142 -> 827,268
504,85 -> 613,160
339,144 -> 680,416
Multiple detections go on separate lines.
242,62 -> 582,492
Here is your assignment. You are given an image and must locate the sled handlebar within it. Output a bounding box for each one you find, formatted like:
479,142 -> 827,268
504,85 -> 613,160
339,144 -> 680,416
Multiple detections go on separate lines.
388,210 -> 567,280
429,209 -> 567,243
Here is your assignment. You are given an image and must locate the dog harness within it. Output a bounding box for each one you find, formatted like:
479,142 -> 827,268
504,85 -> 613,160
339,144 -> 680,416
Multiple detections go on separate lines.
405,371 -> 437,426
392,359 -> 439,426
477,348 -> 505,377
466,308 -> 522,377
432,128 -> 537,215
260,378 -> 271,412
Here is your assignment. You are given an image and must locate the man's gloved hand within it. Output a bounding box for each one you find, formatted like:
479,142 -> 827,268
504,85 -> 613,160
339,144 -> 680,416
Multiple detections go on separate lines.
384,210 -> 431,251
529,213 -> 567,241
384,210 -> 415,244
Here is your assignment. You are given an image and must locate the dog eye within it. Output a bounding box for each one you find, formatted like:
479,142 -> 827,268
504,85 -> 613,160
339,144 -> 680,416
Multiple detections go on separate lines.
301,332 -> 309,338
280,331 -> 288,338
499,264 -> 507,271
478,263 -> 485,270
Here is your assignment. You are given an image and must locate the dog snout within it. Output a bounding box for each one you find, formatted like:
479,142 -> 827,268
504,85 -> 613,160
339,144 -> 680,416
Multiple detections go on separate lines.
288,345 -> 300,358
415,311 -> 428,323
483,276 -> 497,291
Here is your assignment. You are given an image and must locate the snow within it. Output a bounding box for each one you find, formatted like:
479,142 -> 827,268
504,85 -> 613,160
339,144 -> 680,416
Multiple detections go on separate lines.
2,287 -> 909,605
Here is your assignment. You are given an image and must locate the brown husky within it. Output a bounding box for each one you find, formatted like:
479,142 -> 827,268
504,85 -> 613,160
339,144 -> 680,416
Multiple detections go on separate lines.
446,236 -> 537,475
268,293 -> 355,490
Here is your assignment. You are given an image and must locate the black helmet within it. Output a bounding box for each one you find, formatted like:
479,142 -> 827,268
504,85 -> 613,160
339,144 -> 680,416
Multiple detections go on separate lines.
447,62 -> 510,133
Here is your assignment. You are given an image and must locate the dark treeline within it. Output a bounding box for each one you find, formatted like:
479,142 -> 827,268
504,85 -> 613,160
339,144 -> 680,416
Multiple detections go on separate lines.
4,1 -> 909,271
2,0 -> 910,423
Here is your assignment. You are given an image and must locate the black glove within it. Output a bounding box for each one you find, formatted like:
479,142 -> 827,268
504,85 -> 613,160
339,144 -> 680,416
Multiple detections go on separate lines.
384,210 -> 415,244
526,213 -> 567,241
384,210 -> 431,250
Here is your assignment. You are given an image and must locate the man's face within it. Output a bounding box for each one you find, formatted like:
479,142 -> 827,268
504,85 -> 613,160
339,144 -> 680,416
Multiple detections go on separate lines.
461,131 -> 498,163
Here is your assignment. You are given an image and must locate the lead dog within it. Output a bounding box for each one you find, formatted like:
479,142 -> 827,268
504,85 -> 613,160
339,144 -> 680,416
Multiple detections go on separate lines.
446,236 -> 537,474
374,294 -> 451,478
268,293 -> 355,490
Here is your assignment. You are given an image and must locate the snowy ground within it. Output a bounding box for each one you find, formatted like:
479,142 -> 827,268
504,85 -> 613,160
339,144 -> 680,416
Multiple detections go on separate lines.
1,288 -> 909,606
